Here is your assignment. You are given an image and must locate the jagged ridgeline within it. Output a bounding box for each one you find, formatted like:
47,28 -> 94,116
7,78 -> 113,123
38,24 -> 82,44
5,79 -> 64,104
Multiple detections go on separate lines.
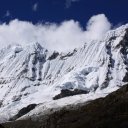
0,24 -> 128,123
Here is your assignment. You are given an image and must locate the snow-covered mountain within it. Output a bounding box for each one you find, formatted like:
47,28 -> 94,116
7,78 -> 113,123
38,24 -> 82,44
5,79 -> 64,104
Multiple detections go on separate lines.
0,24 -> 128,123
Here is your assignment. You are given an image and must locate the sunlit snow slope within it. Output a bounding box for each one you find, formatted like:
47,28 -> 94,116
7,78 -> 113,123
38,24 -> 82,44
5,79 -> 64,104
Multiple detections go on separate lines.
0,24 -> 128,122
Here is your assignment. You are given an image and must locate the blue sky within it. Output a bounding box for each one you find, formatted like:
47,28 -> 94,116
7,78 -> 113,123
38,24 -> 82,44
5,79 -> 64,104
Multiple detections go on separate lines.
0,0 -> 128,26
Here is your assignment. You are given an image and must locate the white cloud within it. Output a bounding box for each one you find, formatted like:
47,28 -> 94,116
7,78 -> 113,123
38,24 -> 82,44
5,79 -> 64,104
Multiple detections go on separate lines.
32,3 -> 38,11
85,14 -> 111,41
0,14 -> 111,52
65,0 -> 80,8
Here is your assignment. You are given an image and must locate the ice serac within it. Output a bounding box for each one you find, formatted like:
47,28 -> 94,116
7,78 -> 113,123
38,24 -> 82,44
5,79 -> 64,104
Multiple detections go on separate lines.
0,24 -> 128,122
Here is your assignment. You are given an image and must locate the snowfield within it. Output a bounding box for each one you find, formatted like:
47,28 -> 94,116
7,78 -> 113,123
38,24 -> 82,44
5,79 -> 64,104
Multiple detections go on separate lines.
0,24 -> 128,123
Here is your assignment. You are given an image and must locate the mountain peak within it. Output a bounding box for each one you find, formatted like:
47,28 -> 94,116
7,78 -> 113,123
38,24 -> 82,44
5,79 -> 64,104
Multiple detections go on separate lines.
0,24 -> 128,123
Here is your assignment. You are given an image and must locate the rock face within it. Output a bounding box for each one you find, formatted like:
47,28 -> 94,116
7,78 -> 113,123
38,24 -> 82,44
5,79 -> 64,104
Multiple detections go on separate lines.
0,24 -> 128,122
3,84 -> 128,128
9,104 -> 37,121
53,89 -> 88,100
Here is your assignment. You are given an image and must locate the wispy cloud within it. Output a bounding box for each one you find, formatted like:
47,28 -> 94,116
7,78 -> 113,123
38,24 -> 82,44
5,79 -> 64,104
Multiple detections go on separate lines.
32,3 -> 38,11
5,10 -> 11,17
65,0 -> 80,8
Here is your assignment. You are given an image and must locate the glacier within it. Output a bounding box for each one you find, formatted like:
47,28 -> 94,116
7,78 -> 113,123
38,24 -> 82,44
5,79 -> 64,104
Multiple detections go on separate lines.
0,24 -> 128,122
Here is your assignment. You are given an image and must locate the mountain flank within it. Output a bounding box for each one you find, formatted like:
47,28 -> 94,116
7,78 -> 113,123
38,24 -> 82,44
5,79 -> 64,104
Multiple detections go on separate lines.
2,84 -> 128,128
